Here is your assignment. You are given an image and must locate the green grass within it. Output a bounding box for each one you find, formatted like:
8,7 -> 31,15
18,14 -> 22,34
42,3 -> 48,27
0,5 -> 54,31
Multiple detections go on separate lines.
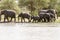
55,17 -> 60,23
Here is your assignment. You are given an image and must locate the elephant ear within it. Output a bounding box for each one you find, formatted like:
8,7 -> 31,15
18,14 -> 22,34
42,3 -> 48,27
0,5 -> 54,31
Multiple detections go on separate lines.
1,10 -> 8,15
0,10 -> 5,15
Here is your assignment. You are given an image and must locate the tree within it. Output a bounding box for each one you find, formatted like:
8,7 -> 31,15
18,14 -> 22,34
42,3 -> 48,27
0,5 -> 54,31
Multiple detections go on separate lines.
55,0 -> 60,16
48,0 -> 57,9
0,0 -> 20,14
25,0 -> 36,15
18,0 -> 59,16
18,0 -> 26,7
18,0 -> 36,15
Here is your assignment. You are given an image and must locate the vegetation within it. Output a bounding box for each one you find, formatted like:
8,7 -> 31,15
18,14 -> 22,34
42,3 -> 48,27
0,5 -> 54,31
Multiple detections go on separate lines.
18,0 -> 60,16
0,0 -> 20,14
0,0 -> 60,16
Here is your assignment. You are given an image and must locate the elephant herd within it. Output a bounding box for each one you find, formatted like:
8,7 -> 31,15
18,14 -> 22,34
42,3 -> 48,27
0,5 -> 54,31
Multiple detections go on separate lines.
0,9 -> 57,23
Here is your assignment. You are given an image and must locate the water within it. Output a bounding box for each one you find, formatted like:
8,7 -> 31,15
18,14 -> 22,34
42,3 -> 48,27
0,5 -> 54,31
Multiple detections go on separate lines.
0,23 -> 60,40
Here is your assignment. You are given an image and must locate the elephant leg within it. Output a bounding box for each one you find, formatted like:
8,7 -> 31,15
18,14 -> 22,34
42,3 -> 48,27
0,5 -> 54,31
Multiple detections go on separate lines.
38,19 -> 40,22
7,17 -> 9,22
47,18 -> 50,22
21,18 -> 23,23
28,18 -> 31,22
10,17 -> 12,22
4,17 -> 6,22
44,18 -> 46,22
49,17 -> 51,22
53,18 -> 56,22
18,17 -> 20,22
48,19 -> 50,22
24,18 -> 25,22
40,17 -> 43,22
47,19 -> 49,22
38,18 -> 41,22
49,16 -> 52,22
40,18 -> 42,22
0,15 -> 1,21
4,16 -> 7,22
14,17 -> 16,22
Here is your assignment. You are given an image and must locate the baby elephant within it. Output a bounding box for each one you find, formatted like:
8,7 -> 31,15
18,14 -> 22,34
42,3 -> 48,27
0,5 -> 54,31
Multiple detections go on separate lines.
31,16 -> 40,23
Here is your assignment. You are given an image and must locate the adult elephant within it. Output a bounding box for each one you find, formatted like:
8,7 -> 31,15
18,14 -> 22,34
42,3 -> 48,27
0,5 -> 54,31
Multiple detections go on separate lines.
18,12 -> 31,22
38,10 -> 51,22
47,9 -> 57,22
1,10 -> 16,22
39,13 -> 51,22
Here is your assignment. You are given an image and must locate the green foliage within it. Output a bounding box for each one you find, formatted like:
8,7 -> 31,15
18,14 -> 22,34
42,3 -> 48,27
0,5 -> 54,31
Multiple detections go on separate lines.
18,0 -> 50,15
0,0 -> 20,14
0,0 -> 60,16
48,0 -> 57,9
18,0 -> 26,7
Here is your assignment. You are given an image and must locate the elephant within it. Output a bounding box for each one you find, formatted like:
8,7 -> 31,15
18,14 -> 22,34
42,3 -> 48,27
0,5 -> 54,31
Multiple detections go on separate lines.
38,9 -> 57,22
47,9 -> 57,22
38,10 -> 51,22
1,10 -> 16,22
31,16 -> 40,23
18,12 -> 31,22
38,13 -> 51,22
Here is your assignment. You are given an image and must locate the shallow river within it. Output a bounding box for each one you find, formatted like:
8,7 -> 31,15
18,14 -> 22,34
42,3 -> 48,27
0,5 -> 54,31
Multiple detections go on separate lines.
0,23 -> 60,40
